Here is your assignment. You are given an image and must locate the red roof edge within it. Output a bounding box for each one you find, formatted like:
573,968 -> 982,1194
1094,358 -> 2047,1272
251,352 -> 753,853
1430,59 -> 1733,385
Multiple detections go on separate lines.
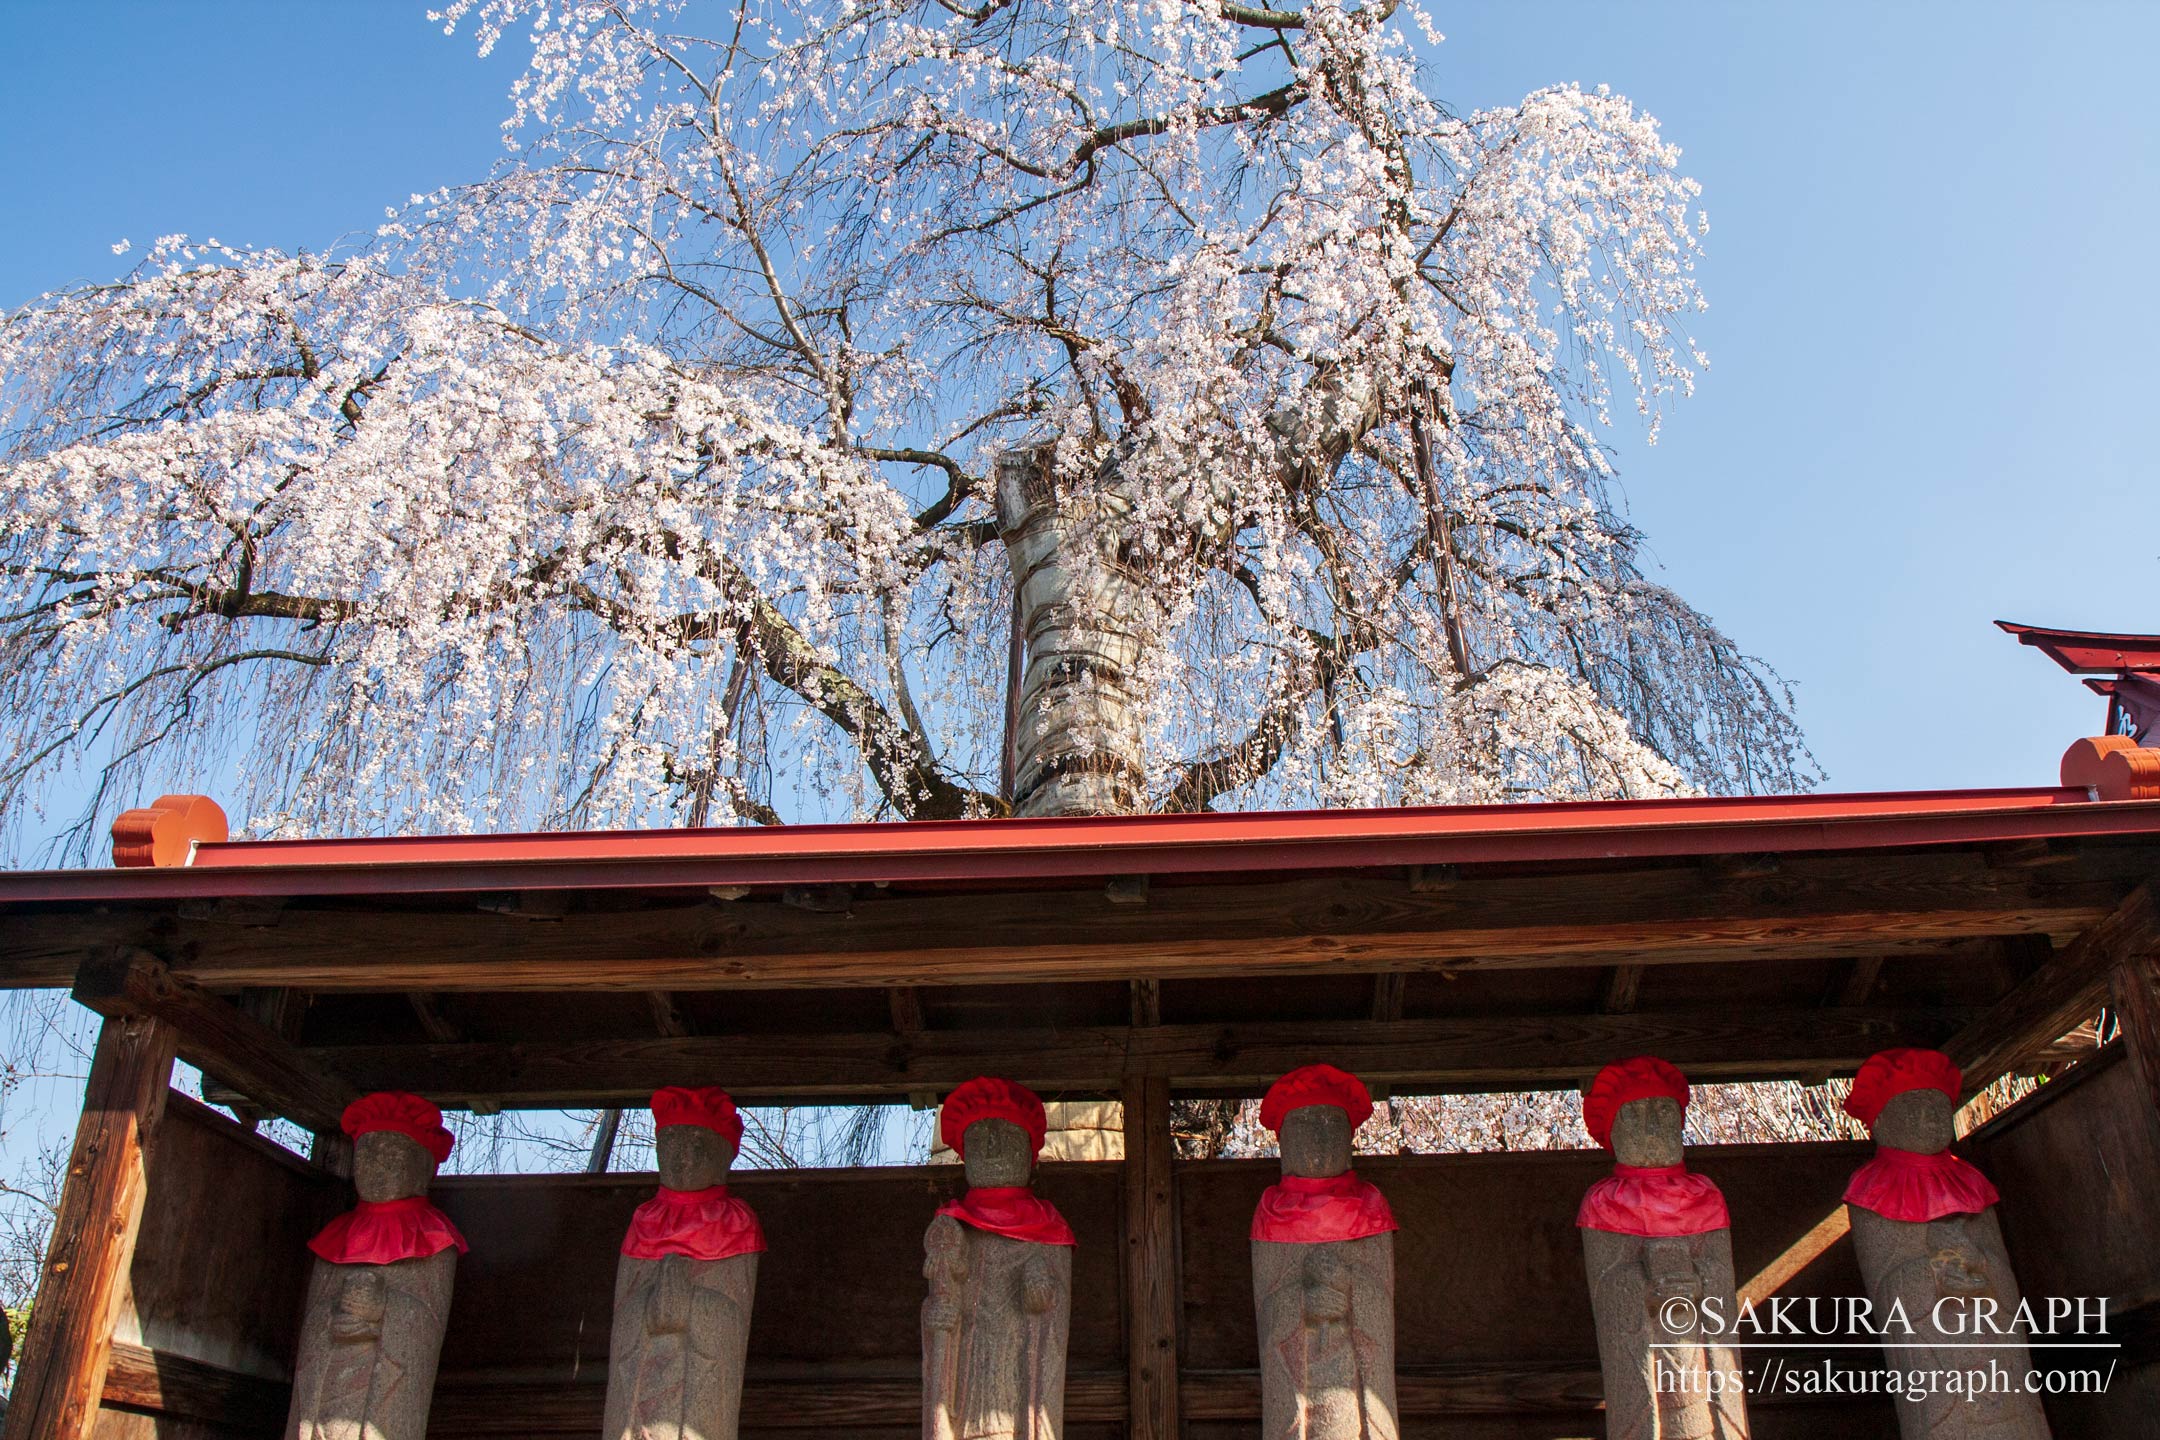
1997,620 -> 2160,673
0,786 -> 2147,906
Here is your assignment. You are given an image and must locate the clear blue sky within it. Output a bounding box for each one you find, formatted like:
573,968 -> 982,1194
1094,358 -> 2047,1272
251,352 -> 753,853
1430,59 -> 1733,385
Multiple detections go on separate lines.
3,2 -> 2154,798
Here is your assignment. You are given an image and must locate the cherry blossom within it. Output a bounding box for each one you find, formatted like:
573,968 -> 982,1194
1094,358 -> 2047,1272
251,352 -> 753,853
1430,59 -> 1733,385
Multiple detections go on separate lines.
0,0 -> 1814,849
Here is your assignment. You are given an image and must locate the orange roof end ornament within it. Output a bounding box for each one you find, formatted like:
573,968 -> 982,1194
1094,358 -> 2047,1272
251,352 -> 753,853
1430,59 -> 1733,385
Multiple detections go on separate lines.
110,794 -> 229,868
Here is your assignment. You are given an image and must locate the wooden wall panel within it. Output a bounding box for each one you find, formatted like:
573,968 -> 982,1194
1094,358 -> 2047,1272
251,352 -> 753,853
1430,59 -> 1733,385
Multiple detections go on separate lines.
429,1161 -> 1127,1427
101,1129 -> 1926,1436
118,1096 -> 341,1380
1178,1143 -> 1873,1370
1967,1044 -> 2160,1437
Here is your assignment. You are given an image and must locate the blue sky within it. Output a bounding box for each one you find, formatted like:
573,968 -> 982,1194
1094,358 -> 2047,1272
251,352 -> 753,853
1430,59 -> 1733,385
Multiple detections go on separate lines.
2,2 -> 2155,799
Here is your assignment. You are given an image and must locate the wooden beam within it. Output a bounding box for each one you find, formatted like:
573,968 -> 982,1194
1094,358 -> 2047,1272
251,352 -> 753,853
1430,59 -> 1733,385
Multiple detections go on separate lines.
886,986 -> 924,1035
1597,965 -> 1643,1014
407,990 -> 461,1043
6,1013 -> 176,1440
1122,1074 -> 1179,1440
100,1341 -> 288,1431
648,991 -> 692,1039
1129,978 -> 1161,1028
1369,972 -> 1406,1022
73,950 -> 359,1133
1827,955 -> 1883,1008
1947,882 -> 2160,1092
0,852 -> 2124,993
306,1006 -> 1970,1108
415,1359 -> 1856,1431
2110,946 -> 2160,1123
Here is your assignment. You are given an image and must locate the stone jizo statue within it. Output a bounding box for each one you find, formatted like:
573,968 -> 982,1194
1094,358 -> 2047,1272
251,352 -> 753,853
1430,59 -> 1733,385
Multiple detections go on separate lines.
922,1076 -> 1073,1440
1577,1057 -> 1751,1440
1843,1049 -> 2051,1440
1250,1063 -> 1399,1440
286,1091 -> 466,1440
603,1086 -> 765,1440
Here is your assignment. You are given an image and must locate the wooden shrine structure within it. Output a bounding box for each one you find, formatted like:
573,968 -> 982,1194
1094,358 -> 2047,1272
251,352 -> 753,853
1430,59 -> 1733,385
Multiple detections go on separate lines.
5,770 -> 2160,1437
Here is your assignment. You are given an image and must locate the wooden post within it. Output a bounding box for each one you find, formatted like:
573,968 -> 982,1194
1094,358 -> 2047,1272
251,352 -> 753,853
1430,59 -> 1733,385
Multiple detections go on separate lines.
2110,949 -> 2160,1123
5,1011 -> 177,1440
1121,1074 -> 1179,1439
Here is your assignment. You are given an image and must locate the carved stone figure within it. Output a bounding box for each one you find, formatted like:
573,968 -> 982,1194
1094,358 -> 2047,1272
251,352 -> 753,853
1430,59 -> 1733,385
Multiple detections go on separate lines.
1843,1049 -> 2051,1440
1578,1057 -> 1750,1440
287,1092 -> 466,1440
1250,1064 -> 1399,1440
923,1077 -> 1073,1440
603,1086 -> 765,1440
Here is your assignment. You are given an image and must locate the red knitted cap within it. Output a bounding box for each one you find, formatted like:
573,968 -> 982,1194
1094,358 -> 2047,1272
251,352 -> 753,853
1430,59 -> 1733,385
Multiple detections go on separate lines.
651,1086 -> 745,1148
1583,1057 -> 1690,1150
1259,1063 -> 1374,1134
342,1091 -> 454,1166
1844,1048 -> 1961,1128
940,1077 -> 1048,1158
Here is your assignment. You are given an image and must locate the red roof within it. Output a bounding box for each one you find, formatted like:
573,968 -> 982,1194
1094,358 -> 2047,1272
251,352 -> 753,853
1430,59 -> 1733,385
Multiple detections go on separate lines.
1997,620 -> 2160,673
0,785 -> 2150,904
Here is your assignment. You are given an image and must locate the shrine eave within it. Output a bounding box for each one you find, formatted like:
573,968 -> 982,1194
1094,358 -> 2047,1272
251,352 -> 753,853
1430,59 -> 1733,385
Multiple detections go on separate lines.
0,784 -> 2140,906
1996,619 -> 2160,673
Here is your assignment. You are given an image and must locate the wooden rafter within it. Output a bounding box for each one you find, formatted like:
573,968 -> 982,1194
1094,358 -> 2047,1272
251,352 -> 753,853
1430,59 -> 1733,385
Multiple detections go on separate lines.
1947,882 -> 2160,1092
73,950 -> 358,1132
304,1006 -> 1967,1108
0,853 -> 2126,994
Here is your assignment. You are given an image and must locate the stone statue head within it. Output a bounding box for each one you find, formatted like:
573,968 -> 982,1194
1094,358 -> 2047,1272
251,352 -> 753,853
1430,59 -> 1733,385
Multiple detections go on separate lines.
1609,1095 -> 1685,1168
353,1129 -> 438,1203
1279,1103 -> 1353,1179
657,1122 -> 737,1189
963,1117 -> 1034,1187
1872,1086 -> 1956,1155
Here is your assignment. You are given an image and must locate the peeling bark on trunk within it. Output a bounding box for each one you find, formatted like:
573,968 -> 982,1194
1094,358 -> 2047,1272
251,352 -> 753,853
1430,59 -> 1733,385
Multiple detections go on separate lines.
996,448 -> 1153,819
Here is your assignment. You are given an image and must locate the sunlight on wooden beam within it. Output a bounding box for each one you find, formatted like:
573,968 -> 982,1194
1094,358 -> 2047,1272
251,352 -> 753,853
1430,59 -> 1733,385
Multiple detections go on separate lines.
1738,1204 -> 1851,1308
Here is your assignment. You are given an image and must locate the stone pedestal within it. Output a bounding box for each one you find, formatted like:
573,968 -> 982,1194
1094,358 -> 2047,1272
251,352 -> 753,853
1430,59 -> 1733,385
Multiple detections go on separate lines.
285,1130 -> 456,1440
1850,1089 -> 2051,1440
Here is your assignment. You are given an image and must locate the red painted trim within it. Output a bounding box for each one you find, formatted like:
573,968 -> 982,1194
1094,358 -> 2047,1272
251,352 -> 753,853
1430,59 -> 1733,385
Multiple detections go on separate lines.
0,787 -> 2149,904
1997,620 -> 2160,673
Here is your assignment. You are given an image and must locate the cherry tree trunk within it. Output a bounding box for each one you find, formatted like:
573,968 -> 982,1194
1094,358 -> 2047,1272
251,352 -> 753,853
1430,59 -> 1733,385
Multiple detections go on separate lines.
996,449 -> 1151,819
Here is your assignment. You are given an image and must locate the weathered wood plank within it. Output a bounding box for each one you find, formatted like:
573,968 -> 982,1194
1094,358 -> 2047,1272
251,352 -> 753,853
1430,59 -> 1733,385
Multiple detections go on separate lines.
5,1014 -> 176,1440
0,852 -> 2123,992
99,1341 -> 289,1431
427,1372 -> 1126,1434
2110,948 -> 2160,1123
1598,964 -> 1643,1014
307,1006 -> 1969,1107
1947,882 -> 2160,1091
73,950 -> 357,1133
417,1358 -> 1868,1432
1830,955 -> 1884,1008
647,990 -> 691,1038
1122,1074 -> 1180,1440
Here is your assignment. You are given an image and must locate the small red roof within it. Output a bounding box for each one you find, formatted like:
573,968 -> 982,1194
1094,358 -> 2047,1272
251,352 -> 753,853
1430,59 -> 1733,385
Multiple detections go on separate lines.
1997,620 -> 2160,674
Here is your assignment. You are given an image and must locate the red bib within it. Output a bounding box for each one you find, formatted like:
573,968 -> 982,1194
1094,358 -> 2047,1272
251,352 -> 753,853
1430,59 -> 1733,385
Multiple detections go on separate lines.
936,1186 -> 1076,1246
1576,1164 -> 1731,1237
308,1196 -> 468,1265
621,1184 -> 767,1261
1844,1146 -> 2000,1223
1250,1172 -> 1398,1244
